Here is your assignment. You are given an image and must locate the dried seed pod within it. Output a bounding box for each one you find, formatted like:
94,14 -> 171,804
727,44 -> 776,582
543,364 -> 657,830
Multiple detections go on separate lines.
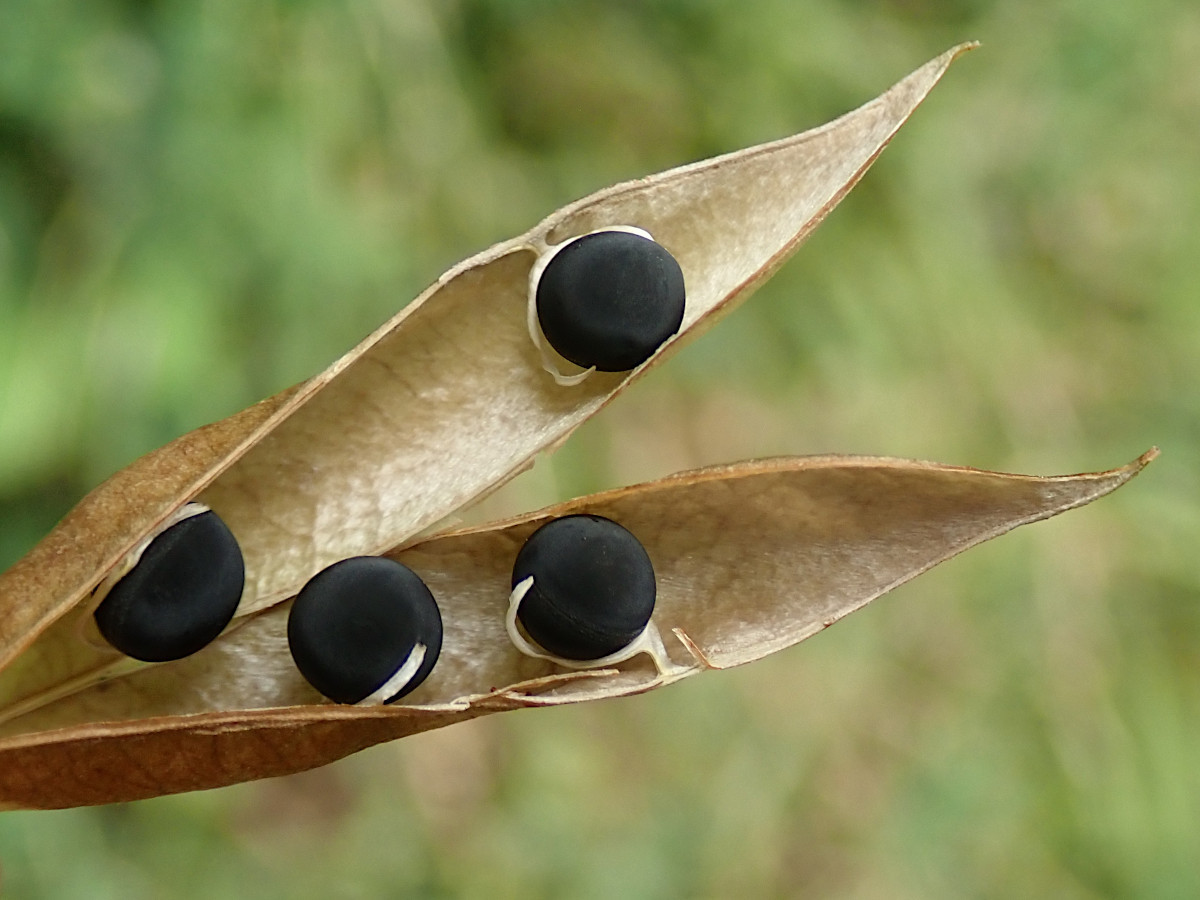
93,509 -> 244,662
287,557 -> 442,705
0,46 -> 1015,810
510,515 -> 656,660
534,229 -> 686,372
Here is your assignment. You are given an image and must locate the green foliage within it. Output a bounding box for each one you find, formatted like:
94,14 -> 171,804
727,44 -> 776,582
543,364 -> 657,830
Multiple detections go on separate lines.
1,0 -> 1195,896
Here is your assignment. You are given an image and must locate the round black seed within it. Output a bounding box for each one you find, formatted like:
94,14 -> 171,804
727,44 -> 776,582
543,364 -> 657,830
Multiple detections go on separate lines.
288,557 -> 443,705
536,230 -> 686,372
511,514 -> 656,660
94,510 -> 245,663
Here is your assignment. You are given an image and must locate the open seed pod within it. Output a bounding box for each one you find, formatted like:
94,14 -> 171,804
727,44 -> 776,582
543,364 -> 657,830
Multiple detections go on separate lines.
0,44 -> 1154,809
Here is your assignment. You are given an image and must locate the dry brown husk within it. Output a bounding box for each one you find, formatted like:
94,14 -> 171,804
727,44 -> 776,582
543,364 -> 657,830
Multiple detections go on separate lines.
0,44 -> 1152,810
0,453 -> 1154,808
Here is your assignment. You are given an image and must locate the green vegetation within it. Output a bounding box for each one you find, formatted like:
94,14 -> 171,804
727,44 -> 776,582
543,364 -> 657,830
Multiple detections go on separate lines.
1,1 -> 1195,896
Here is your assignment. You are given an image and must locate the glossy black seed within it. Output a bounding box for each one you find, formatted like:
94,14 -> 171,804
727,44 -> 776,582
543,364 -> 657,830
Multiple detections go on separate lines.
94,510 -> 244,662
288,557 -> 443,705
536,230 -> 686,372
512,514 -> 656,660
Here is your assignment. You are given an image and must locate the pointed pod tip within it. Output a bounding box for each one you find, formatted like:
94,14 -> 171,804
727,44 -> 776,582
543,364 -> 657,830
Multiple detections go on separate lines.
1083,447 -> 1158,496
923,42 -> 979,82
1137,446 -> 1161,467
1111,447 -> 1159,479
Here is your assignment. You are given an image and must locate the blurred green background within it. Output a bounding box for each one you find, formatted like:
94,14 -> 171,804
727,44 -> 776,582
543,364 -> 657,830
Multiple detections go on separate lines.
0,0 -> 1196,896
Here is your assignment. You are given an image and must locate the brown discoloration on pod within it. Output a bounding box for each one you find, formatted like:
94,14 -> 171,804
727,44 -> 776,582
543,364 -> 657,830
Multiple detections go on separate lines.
0,45 -> 976,666
0,45 -> 1145,813
0,451 -> 1153,808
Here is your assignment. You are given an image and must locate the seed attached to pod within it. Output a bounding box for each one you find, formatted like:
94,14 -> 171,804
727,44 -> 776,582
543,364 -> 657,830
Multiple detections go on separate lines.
287,556 -> 443,705
93,508 -> 245,662
535,229 -> 686,372
510,514 -> 656,661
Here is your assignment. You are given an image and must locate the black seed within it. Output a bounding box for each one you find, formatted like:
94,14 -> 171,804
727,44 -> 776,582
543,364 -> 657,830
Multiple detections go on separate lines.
536,230 -> 686,372
287,557 -> 443,705
94,510 -> 244,662
512,515 -> 656,660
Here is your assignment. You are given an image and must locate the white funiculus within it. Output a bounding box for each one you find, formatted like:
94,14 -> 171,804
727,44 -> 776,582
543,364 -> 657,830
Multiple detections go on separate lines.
355,643 -> 427,707
525,225 -> 659,386
506,576 -> 690,677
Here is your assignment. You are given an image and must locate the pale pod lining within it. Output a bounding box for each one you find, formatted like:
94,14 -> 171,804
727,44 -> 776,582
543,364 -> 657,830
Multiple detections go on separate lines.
526,224 -> 655,386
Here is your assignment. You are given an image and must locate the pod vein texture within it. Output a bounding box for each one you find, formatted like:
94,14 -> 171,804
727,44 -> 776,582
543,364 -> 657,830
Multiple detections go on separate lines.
0,44 -> 1153,809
